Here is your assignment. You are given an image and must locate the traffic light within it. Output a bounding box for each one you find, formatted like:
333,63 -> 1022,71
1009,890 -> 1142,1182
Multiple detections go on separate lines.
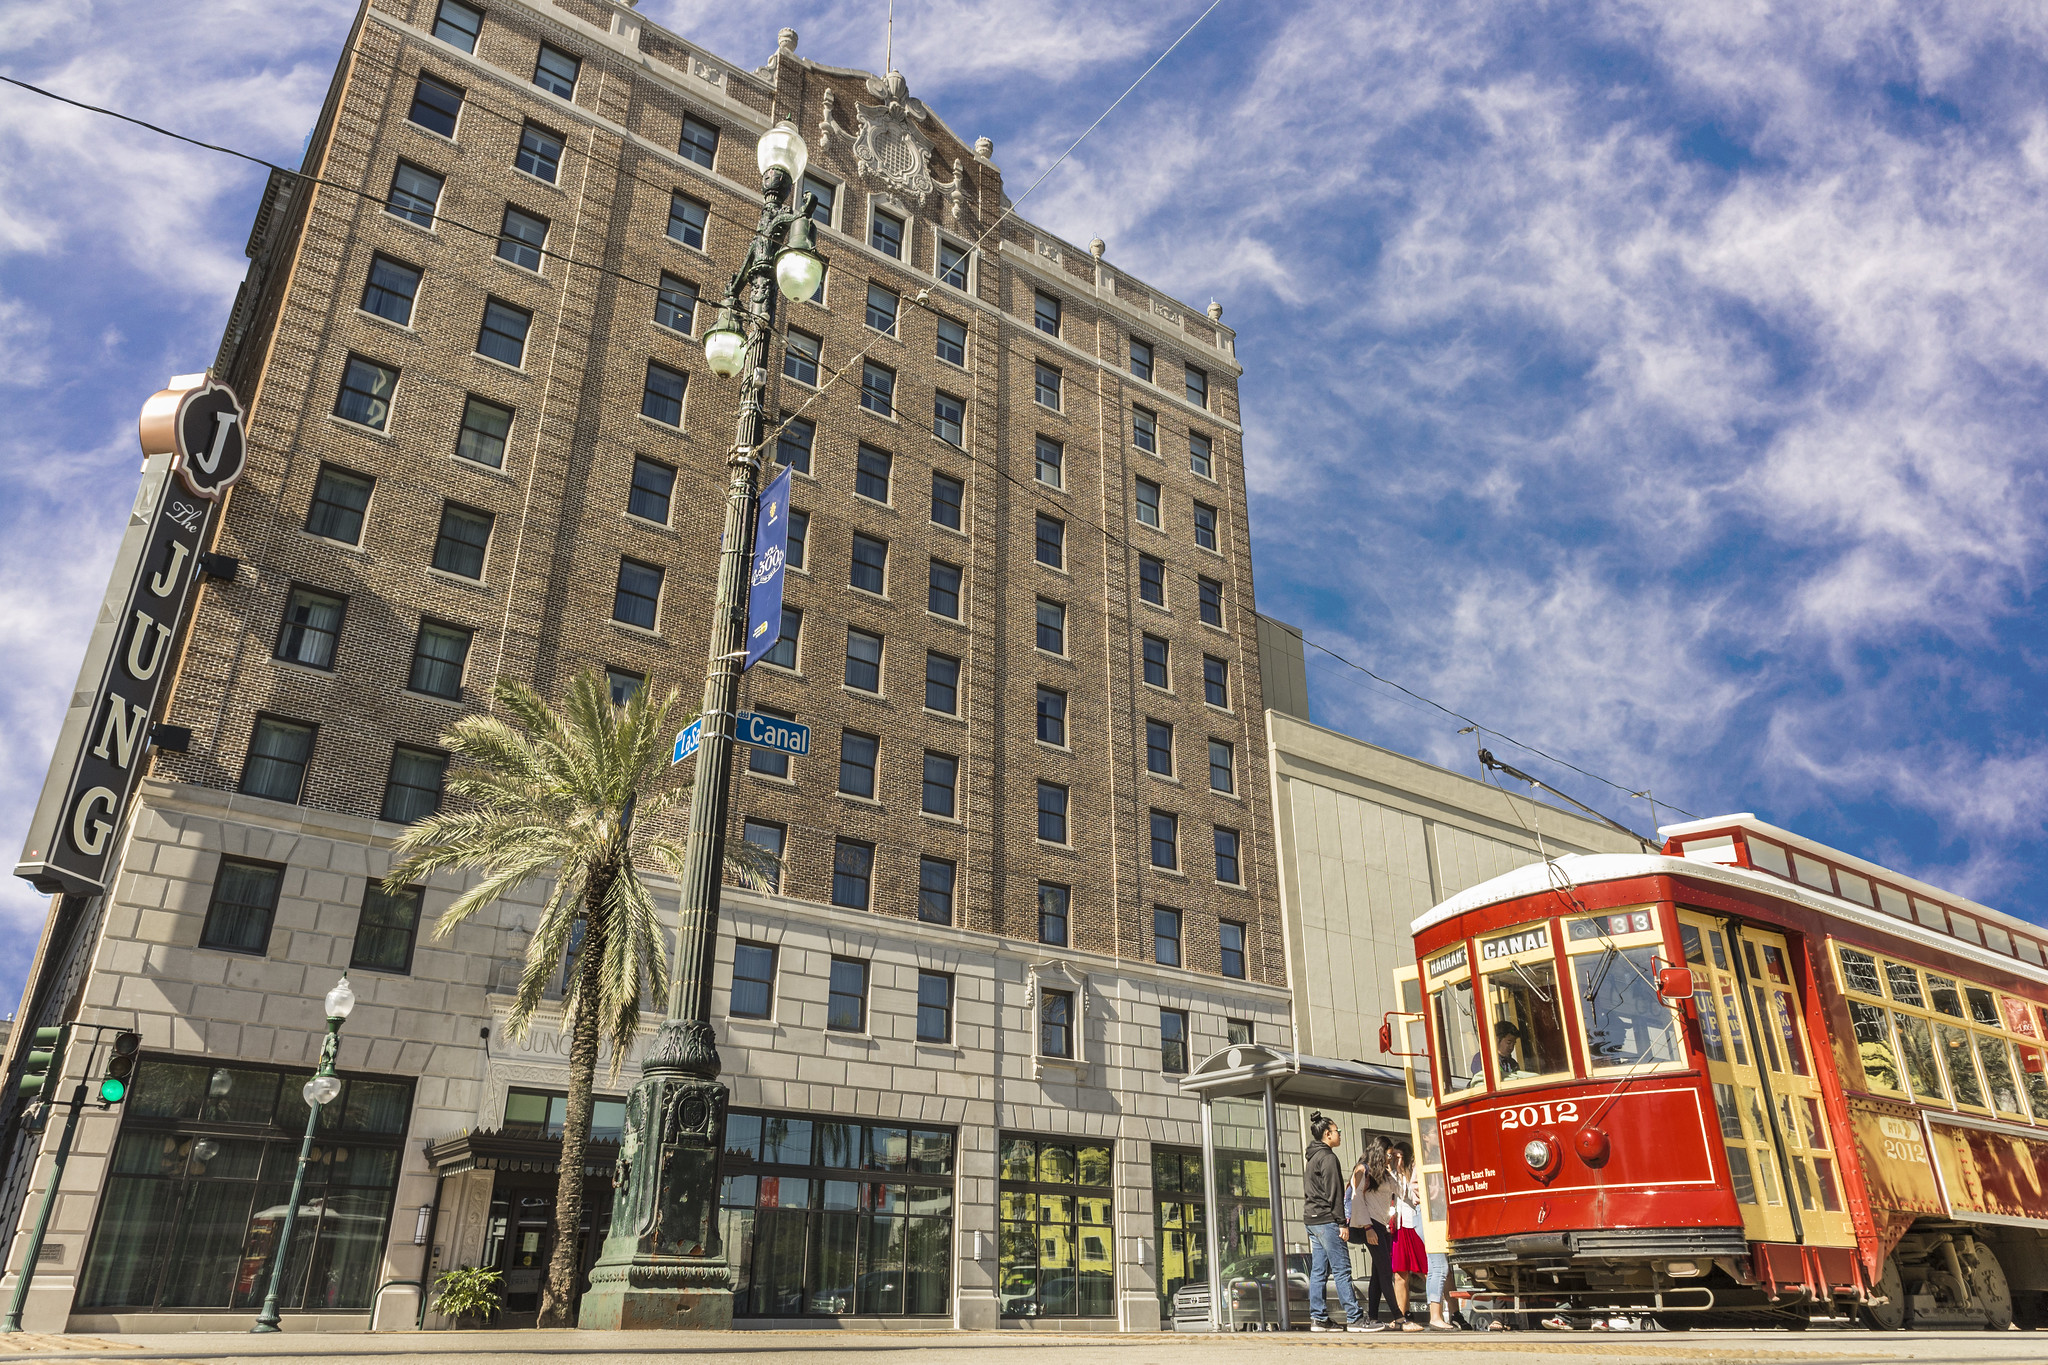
17,1026 -> 64,1098
100,1031 -> 141,1105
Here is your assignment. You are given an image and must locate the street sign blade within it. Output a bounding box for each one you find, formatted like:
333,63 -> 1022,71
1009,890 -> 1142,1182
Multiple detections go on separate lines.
735,711 -> 809,757
671,719 -> 702,765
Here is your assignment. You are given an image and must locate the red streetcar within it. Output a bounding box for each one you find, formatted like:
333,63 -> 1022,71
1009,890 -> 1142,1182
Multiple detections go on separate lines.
1402,814 -> 2048,1329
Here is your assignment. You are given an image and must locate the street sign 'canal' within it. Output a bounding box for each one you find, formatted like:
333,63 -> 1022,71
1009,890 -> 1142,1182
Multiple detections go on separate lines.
737,711 -> 809,756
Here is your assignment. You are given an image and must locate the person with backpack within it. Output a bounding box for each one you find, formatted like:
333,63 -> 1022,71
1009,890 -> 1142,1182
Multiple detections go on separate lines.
1302,1112 -> 1372,1332
1349,1137 -> 1395,1325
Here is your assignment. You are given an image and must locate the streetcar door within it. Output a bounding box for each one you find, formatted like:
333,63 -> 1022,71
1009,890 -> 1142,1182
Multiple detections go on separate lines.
1676,911 -> 1796,1244
1392,968 -> 1449,1254
1729,924 -> 1858,1248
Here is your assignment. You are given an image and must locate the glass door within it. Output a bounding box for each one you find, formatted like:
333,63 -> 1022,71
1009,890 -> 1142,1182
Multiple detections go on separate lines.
1676,912 -> 1794,1244
1731,925 -> 1857,1248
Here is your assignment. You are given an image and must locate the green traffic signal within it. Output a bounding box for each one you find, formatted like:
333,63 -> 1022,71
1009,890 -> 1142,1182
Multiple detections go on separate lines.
100,1030 -> 141,1107
17,1026 -> 64,1098
98,1077 -> 126,1104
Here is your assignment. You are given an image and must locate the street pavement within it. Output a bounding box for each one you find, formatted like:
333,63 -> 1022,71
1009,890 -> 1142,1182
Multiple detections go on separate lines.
0,1325 -> 2040,1365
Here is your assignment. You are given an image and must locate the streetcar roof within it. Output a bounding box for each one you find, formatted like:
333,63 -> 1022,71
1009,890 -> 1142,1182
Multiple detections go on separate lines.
1409,850 -> 2048,988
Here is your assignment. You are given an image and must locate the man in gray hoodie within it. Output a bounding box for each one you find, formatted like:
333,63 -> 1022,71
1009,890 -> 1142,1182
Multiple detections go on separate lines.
1303,1112 -> 1377,1331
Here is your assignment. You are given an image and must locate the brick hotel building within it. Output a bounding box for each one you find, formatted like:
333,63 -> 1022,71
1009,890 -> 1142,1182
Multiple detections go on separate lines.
0,0 -> 1288,1333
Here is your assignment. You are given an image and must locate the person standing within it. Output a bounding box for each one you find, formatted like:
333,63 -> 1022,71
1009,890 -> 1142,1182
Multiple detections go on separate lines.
1302,1113 -> 1371,1332
1349,1137 -> 1394,1324
1388,1139 -> 1457,1331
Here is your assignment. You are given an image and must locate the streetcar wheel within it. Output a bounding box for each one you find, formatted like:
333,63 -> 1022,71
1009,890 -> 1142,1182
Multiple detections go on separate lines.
1651,1314 -> 1693,1331
1859,1256 -> 1905,1332
1965,1243 -> 2013,1331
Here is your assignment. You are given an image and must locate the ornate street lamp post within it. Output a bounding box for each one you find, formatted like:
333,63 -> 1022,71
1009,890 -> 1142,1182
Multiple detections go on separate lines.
579,122 -> 824,1332
252,975 -> 356,1333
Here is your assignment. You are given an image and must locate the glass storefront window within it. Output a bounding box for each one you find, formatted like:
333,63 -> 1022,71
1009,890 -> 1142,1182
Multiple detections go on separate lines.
719,1108 -> 954,1318
502,1088 -> 626,1142
78,1058 -> 411,1313
998,1135 -> 1114,1318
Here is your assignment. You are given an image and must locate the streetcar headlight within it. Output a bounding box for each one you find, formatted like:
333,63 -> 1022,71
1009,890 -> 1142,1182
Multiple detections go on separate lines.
1523,1139 -> 1552,1171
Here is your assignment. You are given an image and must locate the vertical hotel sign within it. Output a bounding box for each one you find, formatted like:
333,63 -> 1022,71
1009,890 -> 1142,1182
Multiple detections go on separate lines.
15,375 -> 246,896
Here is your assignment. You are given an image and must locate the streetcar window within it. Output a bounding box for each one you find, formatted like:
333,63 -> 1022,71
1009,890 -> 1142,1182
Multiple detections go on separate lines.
2004,997 -> 2040,1037
2020,1048 -> 2048,1120
1712,1082 -> 1743,1140
1834,871 -> 1874,907
1836,947 -> 1882,997
1803,1096 -> 1827,1149
1482,960 -> 1571,1083
1431,977 -> 1481,1095
1706,929 -> 1729,970
1891,1012 -> 1946,1102
1983,924 -> 2014,956
1964,986 -> 2000,1027
1573,945 -> 1681,1071
1791,1157 -> 1816,1212
1402,978 -> 1432,1100
1769,991 -> 1809,1076
1760,944 -> 1789,984
1695,987 -> 1726,1062
1812,1158 -> 1842,1212
1978,1036 -> 2024,1115
1884,962 -> 1925,1008
1847,1001 -> 1902,1093
1790,852 -> 1833,892
1750,988 -> 1782,1071
1679,925 -> 1706,964
1721,991 -> 1750,1066
1724,1147 -> 1758,1205
1874,885 -> 1911,920
1937,1025 -> 1986,1107
1910,897 -> 1947,932
1746,839 -> 1790,877
1927,975 -> 1965,1019
1949,912 -> 1983,946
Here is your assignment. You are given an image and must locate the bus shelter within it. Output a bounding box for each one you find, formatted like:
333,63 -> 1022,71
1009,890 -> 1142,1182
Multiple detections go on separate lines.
1178,1045 -> 1410,1330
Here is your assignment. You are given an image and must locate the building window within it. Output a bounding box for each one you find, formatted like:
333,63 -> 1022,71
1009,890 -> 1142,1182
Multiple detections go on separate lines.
860,361 -> 896,417
1190,432 -> 1213,478
828,957 -> 869,1029
998,1137 -> 1113,1317
922,752 -> 958,817
1194,502 -> 1218,550
938,240 -> 969,288
666,193 -> 709,250
386,161 -> 442,227
476,298 -> 531,367
457,395 -> 512,467
1037,687 -> 1066,746
1130,338 -> 1154,382
200,857 -> 284,953
1041,991 -> 1074,1059
738,820 -> 785,893
787,509 -> 809,569
680,114 -> 720,168
831,844 -> 875,912
925,651 -> 960,714
866,283 -> 899,335
928,559 -> 962,618
919,857 -> 955,924
1035,598 -> 1065,654
1142,634 -> 1169,688
762,609 -> 800,672
1037,782 -> 1068,844
1185,365 -> 1208,409
1214,827 -> 1241,884
629,456 -> 676,524
936,316 -> 966,366
784,330 -> 821,386
655,272 -> 697,332
1138,554 -> 1165,605
871,208 -> 904,258
1133,407 -> 1157,453
731,942 -> 776,1018
776,415 -> 814,472
360,255 -> 421,325
749,705 -> 795,775
1038,883 -> 1070,945
917,971 -> 954,1042
1034,362 -> 1061,410
931,471 -> 963,529
855,444 -> 893,502
432,0 -> 483,52
1161,1009 -> 1189,1074
1150,812 -> 1181,870
642,360 -> 687,426
306,464 -> 373,543
1203,655 -> 1228,707
1035,514 -> 1064,569
351,881 -> 422,972
1135,478 -> 1161,528
276,587 -> 344,669
504,1089 -> 626,1141
844,627 -> 883,693
1199,577 -> 1224,627
241,717 -> 314,804
1227,1019 -> 1254,1046
613,557 -> 663,629
1035,435 -> 1063,489
334,355 -> 397,431
516,122 -> 563,182
1146,720 -> 1174,776
850,533 -> 888,594
606,668 -> 645,706
800,172 -> 836,223
838,731 -> 878,799
431,503 -> 492,579
1209,740 -> 1234,793
532,42 -> 579,97
1154,907 -> 1182,967
408,620 -> 472,698
1033,291 -> 1061,336
933,391 -> 965,445
1220,921 -> 1246,979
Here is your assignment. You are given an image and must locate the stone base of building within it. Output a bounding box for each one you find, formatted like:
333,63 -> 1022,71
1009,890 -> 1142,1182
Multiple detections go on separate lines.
576,1260 -> 733,1331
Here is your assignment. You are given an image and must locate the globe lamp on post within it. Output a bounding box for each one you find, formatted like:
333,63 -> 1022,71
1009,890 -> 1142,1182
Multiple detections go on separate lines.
252,976 -> 354,1333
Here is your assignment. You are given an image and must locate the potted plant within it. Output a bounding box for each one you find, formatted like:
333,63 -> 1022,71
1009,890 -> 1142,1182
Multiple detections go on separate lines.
431,1265 -> 504,1329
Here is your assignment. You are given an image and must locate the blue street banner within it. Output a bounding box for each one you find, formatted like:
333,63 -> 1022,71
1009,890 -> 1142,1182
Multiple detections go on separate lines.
743,465 -> 793,672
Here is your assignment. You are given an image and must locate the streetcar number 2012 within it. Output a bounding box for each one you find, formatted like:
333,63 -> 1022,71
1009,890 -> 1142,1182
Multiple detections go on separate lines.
1499,1101 -> 1579,1130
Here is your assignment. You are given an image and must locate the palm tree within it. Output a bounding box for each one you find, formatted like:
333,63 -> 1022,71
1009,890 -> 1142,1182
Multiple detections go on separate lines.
384,668 -> 775,1327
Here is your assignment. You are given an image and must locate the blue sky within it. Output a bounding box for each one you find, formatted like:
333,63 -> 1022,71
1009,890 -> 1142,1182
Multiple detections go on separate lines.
3,0 -> 2045,1009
